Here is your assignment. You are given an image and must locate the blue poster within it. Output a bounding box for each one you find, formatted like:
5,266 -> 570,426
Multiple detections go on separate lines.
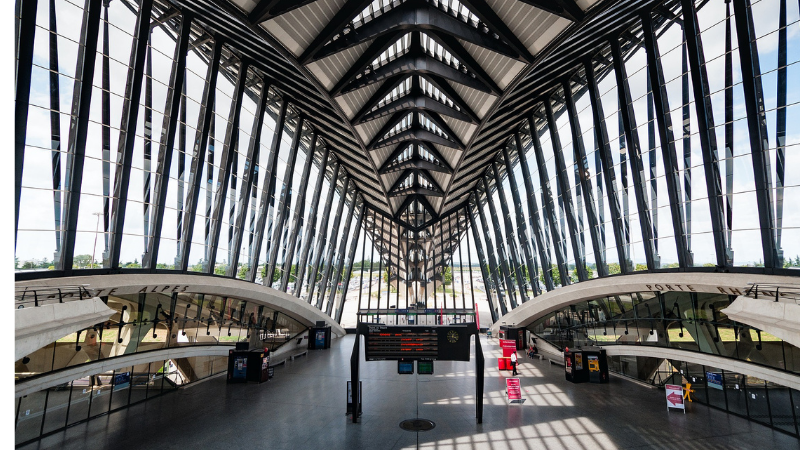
315,330 -> 326,348
707,371 -> 723,390
113,371 -> 131,391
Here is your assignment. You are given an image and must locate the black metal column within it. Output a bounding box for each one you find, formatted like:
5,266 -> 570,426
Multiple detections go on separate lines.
280,133 -> 318,290
528,115 -> 571,285
481,177 -> 519,309
177,40 -> 222,271
107,0 -> 155,268
641,12 -> 692,268
474,191 -> 509,316
732,0 -> 779,268
226,79 -> 271,277
313,177 -> 350,309
57,0 -> 103,273
335,198 -> 366,322
562,80 -> 607,277
680,0 -> 730,268
301,162 -> 340,299
583,59 -> 631,274
144,13 -> 193,269
326,193 -> 359,315
492,162 -> 530,302
293,149 -> 332,294
205,59 -> 251,272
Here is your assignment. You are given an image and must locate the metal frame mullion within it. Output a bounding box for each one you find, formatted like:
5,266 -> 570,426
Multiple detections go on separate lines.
515,132 -> 554,291
481,177 -> 519,309
265,116 -> 306,284
57,0 -> 103,273
226,79 -> 271,277
247,99 -> 289,282
732,0 -> 779,269
292,148 -> 332,295
15,0 -> 38,245
680,0 -> 730,268
316,178 -> 351,310
610,38 -> 657,270
492,162 -> 530,303
144,13 -> 193,269
501,145 -> 540,296
474,192 -> 508,316
583,59 -> 631,273
563,80 -> 608,277
641,12 -> 692,268
529,116 -> 571,285
302,162 -> 340,300
333,197 -> 365,321
280,132 -> 317,290
177,40 -> 222,271
107,0 -> 155,268
205,58 -> 251,272
468,202 -> 499,323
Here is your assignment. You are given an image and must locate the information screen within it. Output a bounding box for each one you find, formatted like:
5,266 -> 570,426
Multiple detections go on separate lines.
398,361 -> 414,374
417,360 -> 434,375
365,326 -> 439,360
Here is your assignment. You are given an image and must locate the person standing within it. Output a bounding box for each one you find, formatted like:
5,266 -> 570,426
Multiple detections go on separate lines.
510,351 -> 518,376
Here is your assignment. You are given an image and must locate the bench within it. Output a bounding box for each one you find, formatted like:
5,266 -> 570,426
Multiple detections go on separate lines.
290,351 -> 308,361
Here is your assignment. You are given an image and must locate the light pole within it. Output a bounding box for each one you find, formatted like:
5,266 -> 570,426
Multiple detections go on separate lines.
92,212 -> 102,268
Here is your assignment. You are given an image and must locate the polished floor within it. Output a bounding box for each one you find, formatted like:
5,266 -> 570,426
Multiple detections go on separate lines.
22,334 -> 800,450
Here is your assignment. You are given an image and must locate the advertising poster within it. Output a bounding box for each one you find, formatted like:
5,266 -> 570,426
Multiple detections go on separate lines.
499,339 -> 517,357
707,372 -> 723,390
506,378 -> 521,402
574,352 -> 583,370
565,356 -> 572,374
588,355 -> 599,372
315,330 -> 326,348
665,384 -> 685,412
113,371 -> 131,391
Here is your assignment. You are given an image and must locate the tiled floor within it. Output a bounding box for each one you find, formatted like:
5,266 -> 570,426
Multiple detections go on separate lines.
22,335 -> 800,449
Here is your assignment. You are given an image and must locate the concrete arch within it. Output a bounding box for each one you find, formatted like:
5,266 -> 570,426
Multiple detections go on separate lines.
16,273 -> 345,336
490,272 -> 800,332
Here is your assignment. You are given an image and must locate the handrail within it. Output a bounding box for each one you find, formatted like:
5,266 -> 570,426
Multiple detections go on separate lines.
744,283 -> 800,303
15,285 -> 93,308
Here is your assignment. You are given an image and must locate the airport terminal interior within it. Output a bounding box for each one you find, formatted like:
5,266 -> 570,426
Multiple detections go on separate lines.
12,0 -> 800,447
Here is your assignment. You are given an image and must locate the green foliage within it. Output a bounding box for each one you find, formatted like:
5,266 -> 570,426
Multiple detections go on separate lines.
238,264 -> 249,280
607,262 -> 621,275
635,263 -> 648,271
442,266 -> 452,285
570,265 -> 594,282
73,254 -> 93,268
540,264 -> 561,286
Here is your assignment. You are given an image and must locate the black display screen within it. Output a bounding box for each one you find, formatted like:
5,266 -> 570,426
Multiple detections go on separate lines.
360,323 -> 476,361
417,360 -> 434,375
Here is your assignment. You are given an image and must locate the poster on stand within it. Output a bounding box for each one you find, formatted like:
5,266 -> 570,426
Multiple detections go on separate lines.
500,339 -> 517,357
707,372 -> 723,390
665,384 -> 685,413
506,378 -> 521,402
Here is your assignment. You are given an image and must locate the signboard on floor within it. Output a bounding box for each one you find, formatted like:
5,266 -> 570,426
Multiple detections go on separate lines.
665,384 -> 685,413
499,339 -> 517,357
506,378 -> 521,402
707,372 -> 723,390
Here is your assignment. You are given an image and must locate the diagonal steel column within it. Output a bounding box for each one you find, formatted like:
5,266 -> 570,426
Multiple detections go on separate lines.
492,162 -> 530,303
473,192 -> 508,316
332,197 -> 365,320
775,0 -> 787,264
562,80 -> 608,277
265,116 -> 306,284
247,100 -> 289,282
515,132 -> 553,291
680,0 -> 730,268
226,79 -> 271,277
528,115 -> 571,285
293,149 -> 332,295
299,162 -> 340,298
316,179 -> 351,310
724,1 -> 734,262
107,0 -> 155,268
101,0 -> 111,261
732,0 -> 779,269
280,132 -> 318,290
205,59 -> 251,272
501,145 -> 541,295
144,13 -> 193,270
57,0 -> 103,273
14,0 -> 38,246
481,177 -> 518,309
177,40 -> 222,271
48,0 -> 63,256
583,59 -> 631,274
641,12 -> 692,268
610,38 -> 657,270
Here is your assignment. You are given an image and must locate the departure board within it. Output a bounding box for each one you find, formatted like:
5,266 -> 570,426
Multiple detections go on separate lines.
359,323 -> 476,361
364,326 -> 438,360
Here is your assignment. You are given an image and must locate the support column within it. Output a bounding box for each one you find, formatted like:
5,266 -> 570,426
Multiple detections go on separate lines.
292,148 -> 332,294
334,198 -> 366,322
468,197 -> 499,323
481,177 -> 519,309
325,193 -> 358,315
492,163 -> 530,302
313,177 -> 350,308
474,192 -> 509,316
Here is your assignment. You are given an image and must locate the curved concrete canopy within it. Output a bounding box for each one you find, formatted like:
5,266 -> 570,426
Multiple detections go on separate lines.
16,274 -> 345,337
491,272 -> 800,333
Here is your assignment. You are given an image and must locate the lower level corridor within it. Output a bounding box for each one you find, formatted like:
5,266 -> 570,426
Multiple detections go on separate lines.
22,334 -> 800,450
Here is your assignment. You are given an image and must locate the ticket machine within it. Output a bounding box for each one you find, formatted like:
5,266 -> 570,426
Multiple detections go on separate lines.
565,347 -> 608,384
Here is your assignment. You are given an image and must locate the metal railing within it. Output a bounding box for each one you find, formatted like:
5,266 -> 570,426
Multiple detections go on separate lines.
744,283 -> 800,303
15,285 -> 94,308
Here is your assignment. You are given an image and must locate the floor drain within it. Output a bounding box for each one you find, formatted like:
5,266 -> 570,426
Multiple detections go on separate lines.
399,418 -> 436,432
